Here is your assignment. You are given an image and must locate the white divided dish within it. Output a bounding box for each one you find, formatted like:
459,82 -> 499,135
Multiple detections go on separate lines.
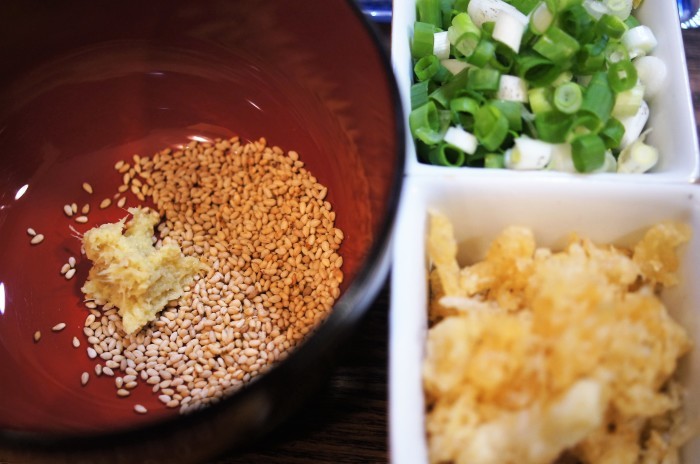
389,176 -> 700,462
390,0 -> 699,181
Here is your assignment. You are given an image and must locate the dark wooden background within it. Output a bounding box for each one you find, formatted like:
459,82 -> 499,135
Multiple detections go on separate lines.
213,22 -> 700,464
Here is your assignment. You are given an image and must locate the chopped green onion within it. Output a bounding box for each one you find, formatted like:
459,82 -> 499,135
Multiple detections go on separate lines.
592,150 -> 618,173
467,67 -> 501,93
491,100 -> 524,131
411,81 -> 431,110
433,63 -> 453,84
441,58 -> 471,75
553,82 -> 583,114
440,0 -> 454,27
448,13 -> 482,56
409,101 -> 443,144
505,136 -> 554,169
571,133 -> 606,172
573,36 -> 608,74
596,14 -> 627,40
450,96 -> 480,114
546,143 -> 577,172
579,71 -> 614,123
604,42 -> 629,64
532,26 -> 581,64
429,67 -> 471,108
468,0 -> 528,28
493,12 -> 527,52
634,55 -> 667,99
414,55 -> 440,82
621,25 -> 657,59
607,59 -> 637,93
412,22 -> 438,59
516,54 -> 562,87
617,130 -> 658,173
603,0 -> 632,20
508,0 -> 541,14
443,126 -> 479,154
408,0 -> 657,173
433,31 -> 451,59
490,43 -> 516,73
428,143 -> 466,166
553,0 -> 584,11
530,1 -> 555,35
475,104 -> 509,150
599,117 -> 625,148
552,70 -> 574,87
623,15 -> 640,29
534,110 -> 574,143
468,38 -> 496,67
560,5 -> 596,44
484,153 -> 506,168
481,21 -> 496,37
450,96 -> 480,128
497,75 -> 529,102
528,87 -> 553,113
611,83 -> 643,118
569,113 -> 603,138
618,100 -> 649,148
417,0 -> 443,28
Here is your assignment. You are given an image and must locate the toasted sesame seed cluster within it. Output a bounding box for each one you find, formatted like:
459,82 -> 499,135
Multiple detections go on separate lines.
78,136 -> 345,414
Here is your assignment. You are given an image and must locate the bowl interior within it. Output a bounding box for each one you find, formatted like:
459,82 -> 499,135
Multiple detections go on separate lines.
0,0 -> 400,436
390,177 -> 700,463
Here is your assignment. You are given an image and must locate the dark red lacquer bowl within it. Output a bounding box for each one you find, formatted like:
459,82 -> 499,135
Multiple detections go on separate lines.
0,0 -> 403,461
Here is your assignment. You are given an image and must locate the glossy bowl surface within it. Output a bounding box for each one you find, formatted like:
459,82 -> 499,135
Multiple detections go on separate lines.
0,0 -> 403,461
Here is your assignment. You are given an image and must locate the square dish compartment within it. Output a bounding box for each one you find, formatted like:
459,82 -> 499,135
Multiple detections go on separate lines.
390,0 -> 699,181
389,176 -> 700,463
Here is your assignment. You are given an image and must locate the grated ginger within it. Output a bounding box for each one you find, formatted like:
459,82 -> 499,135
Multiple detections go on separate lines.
425,212 -> 694,464
81,207 -> 205,334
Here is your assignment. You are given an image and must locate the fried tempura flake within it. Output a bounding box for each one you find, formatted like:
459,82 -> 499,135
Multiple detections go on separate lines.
424,214 -> 693,464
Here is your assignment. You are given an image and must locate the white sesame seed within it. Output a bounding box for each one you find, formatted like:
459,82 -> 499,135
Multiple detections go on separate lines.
71,203 -> 78,214
52,323 -> 66,332
117,197 -> 126,208
65,268 -> 76,280
95,364 -> 102,376
63,205 -> 74,217
100,198 -> 112,209
68,256 -> 76,268
81,372 -> 90,386
87,347 -> 97,359
72,336 -> 80,348
33,331 -> 41,343
27,228 -> 36,236
117,389 -> 130,397
60,263 -> 71,275
82,182 -> 93,194
134,404 -> 148,414
74,216 -> 88,224
30,234 -> 44,245
81,204 -> 90,214
103,366 -> 115,376
85,301 -> 97,309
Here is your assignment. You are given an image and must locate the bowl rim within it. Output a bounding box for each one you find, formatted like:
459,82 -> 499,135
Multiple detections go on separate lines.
0,0 -> 406,454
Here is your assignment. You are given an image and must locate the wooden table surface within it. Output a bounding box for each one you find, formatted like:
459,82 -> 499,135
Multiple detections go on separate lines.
212,21 -> 700,464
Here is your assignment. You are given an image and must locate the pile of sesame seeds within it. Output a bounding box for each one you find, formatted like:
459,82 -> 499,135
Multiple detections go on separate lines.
33,136 -> 344,415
